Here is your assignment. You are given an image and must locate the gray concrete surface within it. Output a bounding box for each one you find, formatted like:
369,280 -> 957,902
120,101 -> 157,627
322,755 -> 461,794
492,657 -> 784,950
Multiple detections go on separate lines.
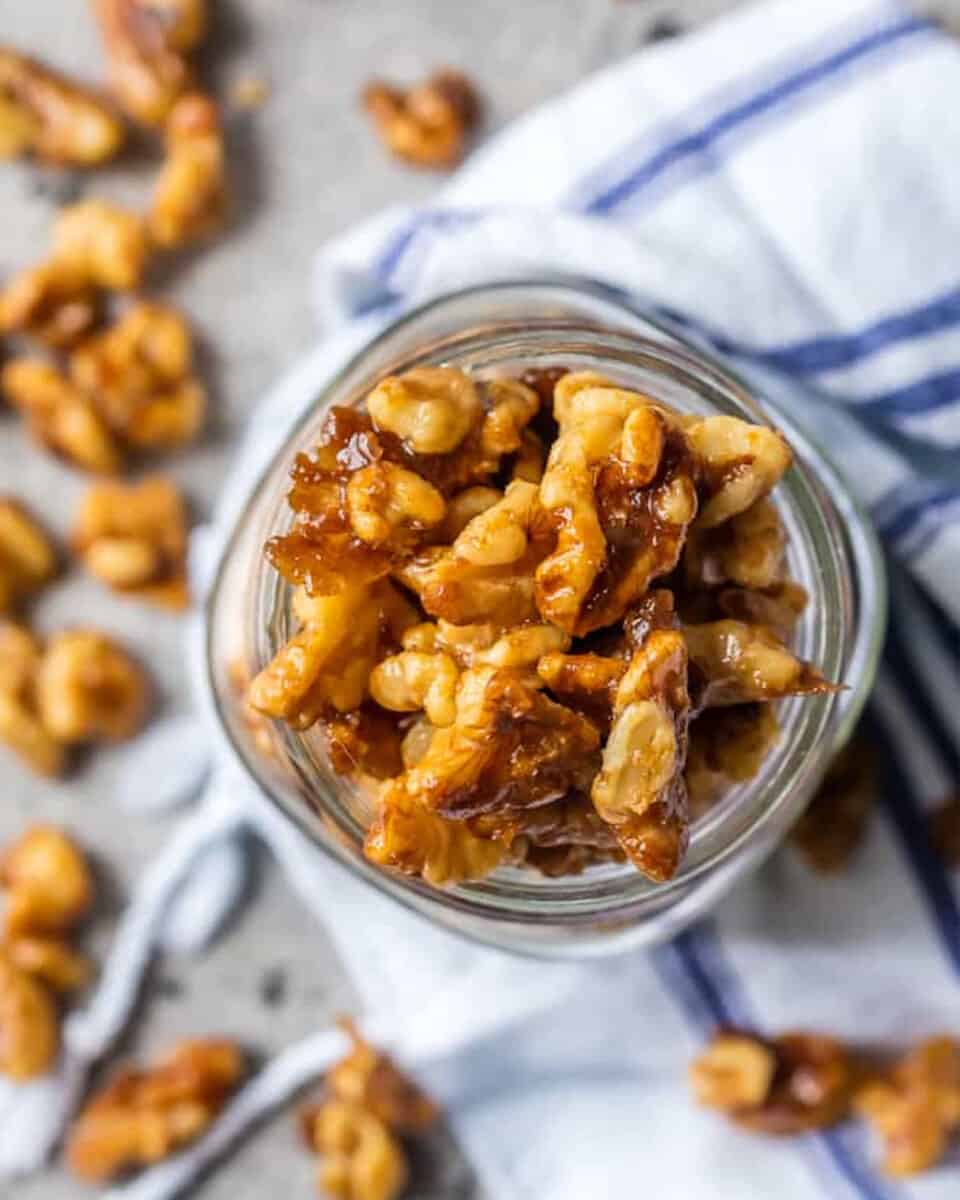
3,1 -> 959,1197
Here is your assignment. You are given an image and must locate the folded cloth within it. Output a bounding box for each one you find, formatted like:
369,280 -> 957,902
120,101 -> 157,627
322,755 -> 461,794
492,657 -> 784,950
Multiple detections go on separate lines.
6,0 -> 960,1196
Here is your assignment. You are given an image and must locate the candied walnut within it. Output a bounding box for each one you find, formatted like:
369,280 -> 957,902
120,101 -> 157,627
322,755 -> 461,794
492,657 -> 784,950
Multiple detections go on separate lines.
325,706 -> 405,781
347,462 -> 445,549
855,1038 -> 960,1176
327,1021 -> 438,1133
684,619 -> 835,708
400,718 -> 434,769
0,623 -> 65,776
591,629 -> 690,881
537,651 -> 626,733
479,378 -> 539,458
149,93 -> 227,247
365,780 -> 505,885
684,497 -> 786,592
36,629 -> 149,743
512,428 -> 546,483
2,359 -> 122,474
6,936 -> 93,993
362,68 -> 480,170
713,581 -> 808,640
0,48 -> 124,165
790,735 -> 874,872
0,261 -> 99,349
929,794 -> 960,866
71,476 -> 189,607
687,415 -> 792,529
53,200 -> 150,291
307,1099 -> 407,1200
369,651 -> 459,727
431,485 -> 501,543
449,480 -> 537,567
92,0 -> 206,127
736,1033 -> 852,1135
0,825 -> 94,937
66,1038 -> 244,1182
690,1032 -> 777,1111
472,622 -> 570,669
402,666 -> 600,822
685,704 -> 780,819
70,301 -> 204,450
0,498 -> 57,613
367,367 -> 481,455
0,950 -> 58,1081
248,582 -> 386,723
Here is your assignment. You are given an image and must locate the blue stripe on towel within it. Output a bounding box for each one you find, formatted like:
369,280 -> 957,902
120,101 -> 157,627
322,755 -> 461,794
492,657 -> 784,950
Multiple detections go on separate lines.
873,481 -> 960,560
655,923 -> 900,1200
582,12 -> 929,215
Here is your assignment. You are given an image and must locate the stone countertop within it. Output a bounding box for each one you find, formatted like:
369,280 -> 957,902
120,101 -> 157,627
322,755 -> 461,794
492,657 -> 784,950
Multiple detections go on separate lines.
2,1 -> 958,1197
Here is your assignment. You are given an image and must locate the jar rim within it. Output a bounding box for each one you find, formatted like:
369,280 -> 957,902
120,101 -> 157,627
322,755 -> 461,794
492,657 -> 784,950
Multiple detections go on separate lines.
203,279 -> 887,954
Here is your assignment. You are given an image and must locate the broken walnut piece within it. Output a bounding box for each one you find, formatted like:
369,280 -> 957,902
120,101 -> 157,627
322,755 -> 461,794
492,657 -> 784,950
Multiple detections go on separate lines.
66,1038 -> 244,1182
0,623 -> 65,776
328,1020 -> 438,1133
36,629 -> 150,743
5,935 -> 93,993
687,415 -> 792,529
0,825 -> 94,939
149,92 -> 227,247
692,1030 -> 853,1135
790,734 -> 874,872
855,1037 -> 960,1176
367,366 -> 482,455
0,261 -> 100,350
308,1099 -> 408,1200
2,359 -> 123,474
362,68 -> 480,169
324,705 -> 405,781
591,629 -> 690,881
0,950 -> 59,1081
0,47 -> 124,166
0,498 -> 57,614
92,0 -> 206,127
684,496 -> 786,592
53,200 -> 150,292
72,476 -> 189,607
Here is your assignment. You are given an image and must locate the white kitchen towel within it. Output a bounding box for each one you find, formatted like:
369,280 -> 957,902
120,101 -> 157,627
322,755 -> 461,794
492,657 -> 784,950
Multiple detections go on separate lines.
7,0 -> 960,1197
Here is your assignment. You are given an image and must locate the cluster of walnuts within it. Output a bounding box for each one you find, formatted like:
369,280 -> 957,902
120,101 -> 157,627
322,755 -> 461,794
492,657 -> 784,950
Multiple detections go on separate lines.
248,364 -> 835,887
692,1028 -> 960,1178
301,1022 -> 438,1200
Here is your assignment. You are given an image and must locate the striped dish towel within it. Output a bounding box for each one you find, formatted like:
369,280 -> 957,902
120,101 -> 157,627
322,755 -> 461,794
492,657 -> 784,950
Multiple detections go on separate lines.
4,1 -> 959,1197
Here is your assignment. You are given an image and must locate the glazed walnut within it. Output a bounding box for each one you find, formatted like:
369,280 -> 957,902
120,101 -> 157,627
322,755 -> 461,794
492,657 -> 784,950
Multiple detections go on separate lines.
70,301 -> 205,450
149,93 -> 227,247
67,1038 -> 244,1182
92,0 -> 207,127
36,629 -> 150,742
328,1022 -> 438,1133
2,359 -> 123,474
0,825 -> 94,938
0,48 -> 124,166
72,476 -> 189,607
362,69 -> 480,170
255,364 -> 830,886
0,950 -> 59,1080
855,1037 -> 960,1176
0,498 -> 57,614
0,623 -> 65,776
692,1030 -> 853,1135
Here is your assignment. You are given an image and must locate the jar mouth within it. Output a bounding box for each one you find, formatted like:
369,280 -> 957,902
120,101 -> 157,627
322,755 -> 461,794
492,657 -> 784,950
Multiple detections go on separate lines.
204,280 -> 887,949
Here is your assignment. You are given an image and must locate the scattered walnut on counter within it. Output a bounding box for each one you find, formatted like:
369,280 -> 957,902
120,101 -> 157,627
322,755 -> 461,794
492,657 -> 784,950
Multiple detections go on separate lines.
790,734 -> 874,873
0,498 -> 57,614
855,1037 -> 960,1176
0,825 -> 94,938
0,261 -> 100,350
0,623 -> 66,776
252,365 -> 830,887
91,0 -> 207,127
691,1030 -> 853,1134
66,1038 -> 245,1181
2,358 -> 123,474
72,476 -> 189,607
149,92 -> 227,248
0,949 -> 59,1080
362,68 -> 480,170
0,47 -> 124,166
302,1022 -> 438,1200
37,629 -> 149,743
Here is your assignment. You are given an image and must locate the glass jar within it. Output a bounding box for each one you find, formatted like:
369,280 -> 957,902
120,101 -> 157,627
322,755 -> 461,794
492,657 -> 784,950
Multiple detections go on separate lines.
202,280 -> 886,958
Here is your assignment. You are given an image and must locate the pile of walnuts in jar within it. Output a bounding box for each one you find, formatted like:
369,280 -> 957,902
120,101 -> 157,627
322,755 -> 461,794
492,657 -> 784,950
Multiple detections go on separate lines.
248,364 -> 836,887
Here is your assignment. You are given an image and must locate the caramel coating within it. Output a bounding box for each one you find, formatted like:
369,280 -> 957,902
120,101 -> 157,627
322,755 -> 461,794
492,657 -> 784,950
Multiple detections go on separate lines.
0,47 -> 124,165
36,629 -> 149,743
328,1022 -> 438,1133
0,950 -> 59,1080
0,498 -> 57,614
72,476 -> 189,607
367,367 -> 482,455
92,0 -> 207,127
66,1038 -> 244,1182
687,415 -> 792,529
0,825 -> 94,938
363,69 -> 480,170
149,93 -> 227,247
